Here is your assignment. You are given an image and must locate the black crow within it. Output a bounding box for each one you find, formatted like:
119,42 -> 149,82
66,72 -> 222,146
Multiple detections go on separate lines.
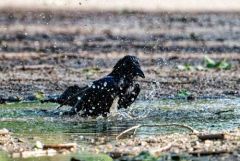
44,55 -> 145,117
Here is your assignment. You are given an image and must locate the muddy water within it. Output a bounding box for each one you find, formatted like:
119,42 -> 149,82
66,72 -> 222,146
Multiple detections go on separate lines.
0,98 -> 240,160
0,98 -> 239,139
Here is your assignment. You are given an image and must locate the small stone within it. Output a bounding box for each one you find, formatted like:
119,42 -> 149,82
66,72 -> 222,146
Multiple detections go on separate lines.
35,141 -> 43,149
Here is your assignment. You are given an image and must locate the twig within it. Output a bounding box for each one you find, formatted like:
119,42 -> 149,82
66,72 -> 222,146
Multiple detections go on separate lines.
11,143 -> 77,158
11,149 -> 58,158
116,125 -> 141,140
150,143 -> 173,156
43,143 -> 77,151
116,123 -> 198,140
197,133 -> 225,141
190,150 -> 231,156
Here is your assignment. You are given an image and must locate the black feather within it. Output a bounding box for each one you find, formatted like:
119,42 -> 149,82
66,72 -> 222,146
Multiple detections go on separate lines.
45,55 -> 145,117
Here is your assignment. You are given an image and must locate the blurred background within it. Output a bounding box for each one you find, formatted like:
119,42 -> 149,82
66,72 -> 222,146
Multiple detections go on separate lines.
0,0 -> 239,98
1,0 -> 240,11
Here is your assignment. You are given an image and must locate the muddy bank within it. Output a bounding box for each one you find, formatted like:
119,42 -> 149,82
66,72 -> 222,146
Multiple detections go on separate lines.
93,129 -> 240,161
2,127 -> 240,160
0,10 -> 239,99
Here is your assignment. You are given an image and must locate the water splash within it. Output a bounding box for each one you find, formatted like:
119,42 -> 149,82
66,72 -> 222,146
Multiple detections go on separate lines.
0,98 -> 239,137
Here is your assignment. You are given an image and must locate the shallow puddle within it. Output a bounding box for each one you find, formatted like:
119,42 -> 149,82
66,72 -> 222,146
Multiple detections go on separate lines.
0,98 -> 240,160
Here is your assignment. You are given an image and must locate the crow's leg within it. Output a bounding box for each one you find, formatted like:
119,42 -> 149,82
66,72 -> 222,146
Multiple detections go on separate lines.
118,84 -> 141,109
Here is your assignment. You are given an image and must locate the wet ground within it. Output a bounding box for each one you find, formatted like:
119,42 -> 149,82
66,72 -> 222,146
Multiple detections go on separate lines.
1,98 -> 240,137
0,9 -> 240,160
0,99 -> 240,160
0,10 -> 239,99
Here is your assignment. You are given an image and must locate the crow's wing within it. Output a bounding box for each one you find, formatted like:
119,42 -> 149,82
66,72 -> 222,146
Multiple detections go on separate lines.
117,83 -> 141,109
58,85 -> 89,106
67,76 -> 121,116
41,85 -> 89,107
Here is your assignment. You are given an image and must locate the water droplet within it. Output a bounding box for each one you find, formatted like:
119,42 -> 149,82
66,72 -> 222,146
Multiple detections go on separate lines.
104,82 -> 107,87
88,83 -> 92,87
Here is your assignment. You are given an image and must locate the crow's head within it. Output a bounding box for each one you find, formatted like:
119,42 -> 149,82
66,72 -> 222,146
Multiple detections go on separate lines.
109,55 -> 145,79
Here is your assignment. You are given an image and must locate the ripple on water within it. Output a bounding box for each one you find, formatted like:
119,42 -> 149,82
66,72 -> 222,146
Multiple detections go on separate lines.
0,98 -> 239,138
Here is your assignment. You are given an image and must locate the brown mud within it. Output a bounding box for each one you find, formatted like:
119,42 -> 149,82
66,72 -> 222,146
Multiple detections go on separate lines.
0,10 -> 239,99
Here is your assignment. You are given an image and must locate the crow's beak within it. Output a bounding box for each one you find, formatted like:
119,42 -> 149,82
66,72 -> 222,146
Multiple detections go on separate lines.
135,67 -> 145,78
